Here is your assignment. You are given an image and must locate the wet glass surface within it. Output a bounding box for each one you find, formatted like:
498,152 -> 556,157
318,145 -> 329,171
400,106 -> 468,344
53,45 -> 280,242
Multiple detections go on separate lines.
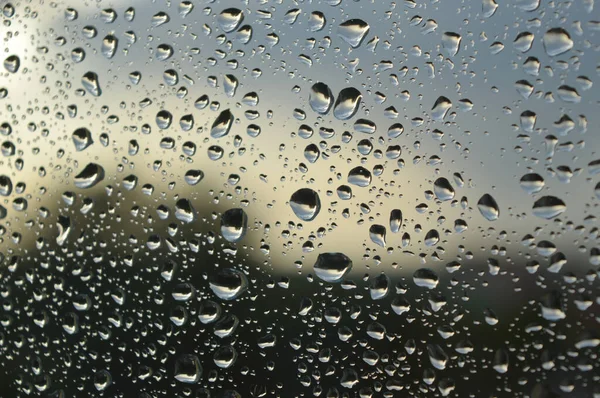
0,0 -> 599,396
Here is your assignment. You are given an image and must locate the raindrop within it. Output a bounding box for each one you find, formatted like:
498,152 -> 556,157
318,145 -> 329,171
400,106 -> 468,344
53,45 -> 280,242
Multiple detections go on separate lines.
313,253 -> 353,283
477,194 -> 500,221
337,19 -> 370,48
290,188 -> 321,221
210,268 -> 248,300
221,208 -> 248,242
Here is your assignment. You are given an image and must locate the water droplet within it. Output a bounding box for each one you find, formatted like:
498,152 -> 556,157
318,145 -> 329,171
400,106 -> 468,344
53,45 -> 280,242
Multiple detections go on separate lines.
431,96 -> 452,121
309,83 -> 333,115
210,268 -> 248,300
93,370 -> 112,391
221,208 -> 248,242
151,11 -> 170,27
519,173 -> 544,193
218,8 -> 244,33
156,110 -> 172,129
101,35 -> 118,59
433,178 -> 455,201
214,346 -> 237,368
223,74 -> 238,97
72,128 -> 93,151
441,32 -> 461,56
348,166 -> 372,187
532,196 -> 566,219
174,354 -> 202,383
211,109 -> 234,138
81,72 -> 101,96
290,188 -> 321,221
337,19 -> 370,48
314,252 -> 353,283
369,224 -> 386,247
156,44 -> 174,61
427,344 -> 448,370
369,273 -> 390,300
333,87 -> 362,120
74,163 -> 105,189
477,194 -> 500,221
413,268 -> 439,289
308,11 -> 326,32
543,28 -> 573,56
3,55 -> 20,73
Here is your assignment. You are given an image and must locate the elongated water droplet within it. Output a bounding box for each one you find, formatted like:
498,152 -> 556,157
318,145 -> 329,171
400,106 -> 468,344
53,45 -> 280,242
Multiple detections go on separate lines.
211,109 -> 234,138
81,72 -> 101,96
221,208 -> 247,242
333,87 -> 362,120
309,82 -> 333,115
74,163 -> 105,189
477,194 -> 500,221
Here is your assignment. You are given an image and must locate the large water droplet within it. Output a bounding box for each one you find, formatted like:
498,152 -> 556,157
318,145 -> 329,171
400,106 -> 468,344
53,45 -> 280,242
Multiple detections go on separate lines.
433,178 -> 455,201
348,166 -> 372,187
221,208 -> 248,242
174,354 -> 202,383
337,19 -> 370,48
290,188 -> 321,221
413,268 -> 439,289
3,55 -> 20,73
542,28 -> 573,56
532,196 -> 566,219
211,109 -> 234,138
441,32 -> 461,56
477,194 -> 500,221
218,8 -> 244,33
101,35 -> 118,58
72,128 -> 93,151
209,268 -> 248,300
314,252 -> 352,283
81,72 -> 101,96
74,163 -> 105,189
431,96 -> 452,121
333,87 -> 362,120
309,82 -> 333,115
